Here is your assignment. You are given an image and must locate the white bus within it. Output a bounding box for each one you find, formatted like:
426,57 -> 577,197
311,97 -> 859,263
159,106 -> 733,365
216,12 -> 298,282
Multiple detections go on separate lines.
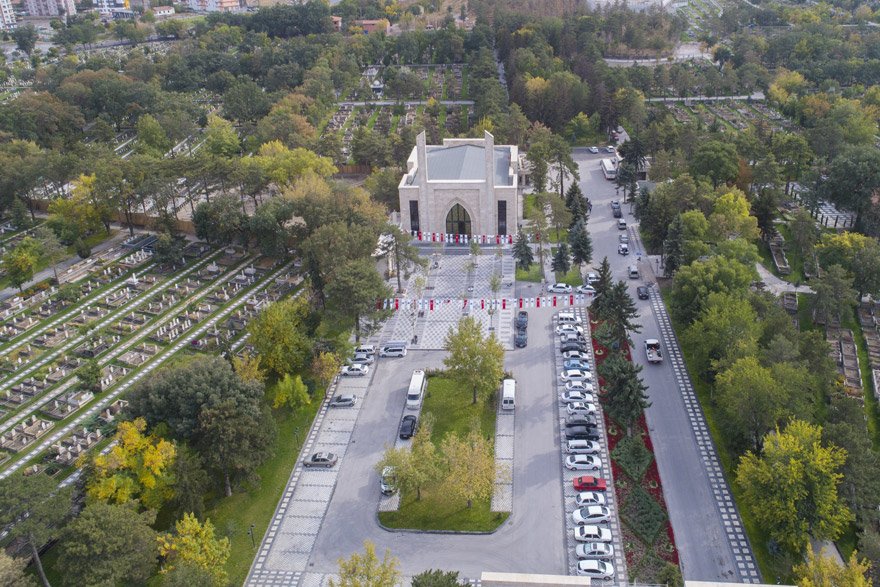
600,158 -> 617,180
406,369 -> 427,410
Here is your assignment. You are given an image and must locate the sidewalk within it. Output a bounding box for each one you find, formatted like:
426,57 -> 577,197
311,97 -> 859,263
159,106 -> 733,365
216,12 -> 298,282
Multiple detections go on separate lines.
755,263 -> 814,295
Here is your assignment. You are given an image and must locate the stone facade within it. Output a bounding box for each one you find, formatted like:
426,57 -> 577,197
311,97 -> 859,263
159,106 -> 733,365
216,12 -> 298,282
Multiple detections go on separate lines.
398,131 -> 521,238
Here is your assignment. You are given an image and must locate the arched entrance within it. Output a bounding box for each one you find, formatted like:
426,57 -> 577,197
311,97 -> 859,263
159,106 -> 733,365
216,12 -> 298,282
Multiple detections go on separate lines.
445,203 -> 472,236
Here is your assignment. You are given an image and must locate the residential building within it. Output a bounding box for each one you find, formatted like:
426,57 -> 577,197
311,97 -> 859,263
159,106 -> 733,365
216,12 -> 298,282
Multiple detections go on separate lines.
351,18 -> 390,34
399,131 -> 521,238
188,0 -> 240,12
151,4 -> 173,17
331,15 -> 341,31
25,0 -> 75,17
0,0 -> 16,30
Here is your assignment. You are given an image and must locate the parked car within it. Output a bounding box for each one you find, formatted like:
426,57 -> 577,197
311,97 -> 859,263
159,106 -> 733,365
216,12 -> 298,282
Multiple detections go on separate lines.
575,491 -> 607,507
560,341 -> 588,354
617,243 -> 629,256
380,466 -> 397,495
514,328 -> 528,348
560,369 -> 592,382
576,559 -> 614,579
605,145 -> 616,153
515,311 -> 529,329
637,286 -> 650,300
573,475 -> 607,491
304,452 -> 337,468
566,415 -> 599,429
329,394 -> 357,408
575,284 -> 596,295
560,333 -> 588,345
548,283 -> 573,294
379,344 -> 407,358
351,352 -> 374,365
399,415 -> 418,439
576,542 -> 614,560
565,454 -> 603,471
560,390 -> 595,404
586,272 -> 599,285
565,426 -> 601,441
562,350 -> 590,361
618,234 -> 629,243
563,359 -> 591,371
588,146 -> 599,153
564,381 -> 595,394
340,364 -> 369,377
355,344 -> 376,356
573,505 -> 611,524
556,324 -> 585,336
574,524 -> 612,543
566,401 -> 598,416
567,439 -> 601,455
617,218 -> 627,230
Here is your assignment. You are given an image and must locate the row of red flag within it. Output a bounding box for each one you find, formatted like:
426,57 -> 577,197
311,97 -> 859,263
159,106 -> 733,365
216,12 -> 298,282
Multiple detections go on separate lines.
378,294 -> 593,311
410,231 -> 514,245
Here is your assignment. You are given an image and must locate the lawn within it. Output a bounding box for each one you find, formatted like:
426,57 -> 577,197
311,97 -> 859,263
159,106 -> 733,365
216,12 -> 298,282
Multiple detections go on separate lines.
198,383 -> 322,585
378,375 -> 506,532
547,227 -> 569,243
523,194 -> 538,220
550,247 -> 583,286
515,262 -> 543,283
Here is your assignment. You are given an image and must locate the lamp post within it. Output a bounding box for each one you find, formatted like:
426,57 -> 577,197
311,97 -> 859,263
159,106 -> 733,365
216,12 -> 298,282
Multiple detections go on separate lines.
248,524 -> 256,549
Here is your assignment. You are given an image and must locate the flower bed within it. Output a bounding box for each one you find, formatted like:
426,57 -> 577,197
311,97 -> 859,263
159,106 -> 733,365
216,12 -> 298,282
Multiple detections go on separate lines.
591,318 -> 680,582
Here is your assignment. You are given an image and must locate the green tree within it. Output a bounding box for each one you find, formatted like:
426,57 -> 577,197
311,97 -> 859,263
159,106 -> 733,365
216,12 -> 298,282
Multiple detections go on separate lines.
76,358 -> 102,391
330,540 -> 401,587
56,502 -> 157,587
513,232 -> 534,270
247,296 -> 313,377
12,24 -> 38,55
387,224 -> 427,294
812,264 -> 857,325
548,195 -> 573,241
823,147 -> 880,231
595,281 -> 641,348
170,446 -> 210,520
0,473 -> 73,587
552,242 -> 571,275
412,569 -> 466,587
716,357 -> 789,452
708,190 -> 759,242
568,219 -> 593,267
440,428 -> 498,508
158,514 -> 230,587
153,232 -> 185,267
365,167 -> 402,212
670,256 -> 754,324
794,545 -> 872,586
3,236 -> 41,291
203,114 -> 240,158
192,194 -> 246,247
136,114 -> 171,158
736,420 -> 852,553
224,79 -> 272,123
443,316 -> 505,405
663,214 -> 685,276
0,551 -> 35,587
600,352 -> 650,436
33,225 -> 66,283
683,293 -> 761,378
376,418 -> 439,502
325,258 -> 393,341
273,373 -> 311,410
690,140 -> 739,188
770,132 -> 812,195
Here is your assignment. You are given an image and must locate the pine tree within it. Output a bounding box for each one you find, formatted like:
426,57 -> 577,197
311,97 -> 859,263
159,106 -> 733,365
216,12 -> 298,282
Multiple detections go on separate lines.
663,215 -> 685,276
552,243 -> 571,274
565,182 -> 583,210
602,353 -> 650,436
590,257 -> 614,317
513,233 -> 533,270
569,220 -> 593,266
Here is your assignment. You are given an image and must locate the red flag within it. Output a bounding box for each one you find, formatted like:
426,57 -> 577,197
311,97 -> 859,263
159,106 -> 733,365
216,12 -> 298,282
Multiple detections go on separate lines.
429,299 -> 434,311
502,298 -> 507,309
463,299 -> 468,308
394,298 -> 399,310
536,297 -> 541,308
570,294 -> 574,305
519,298 -> 523,309
552,296 -> 557,307
481,299 -> 485,309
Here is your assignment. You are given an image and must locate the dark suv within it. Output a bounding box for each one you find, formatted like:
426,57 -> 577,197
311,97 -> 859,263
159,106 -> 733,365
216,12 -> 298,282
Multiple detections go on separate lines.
611,201 -> 622,218
515,328 -> 528,348
515,311 -> 528,329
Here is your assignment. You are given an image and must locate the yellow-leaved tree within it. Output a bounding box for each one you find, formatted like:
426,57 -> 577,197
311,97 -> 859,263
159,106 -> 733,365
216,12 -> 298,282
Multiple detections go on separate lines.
85,417 -> 176,510
158,513 -> 230,587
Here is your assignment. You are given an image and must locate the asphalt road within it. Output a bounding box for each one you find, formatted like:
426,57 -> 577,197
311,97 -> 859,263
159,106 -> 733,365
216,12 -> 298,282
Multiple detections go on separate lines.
306,308 -> 567,577
575,150 -> 752,582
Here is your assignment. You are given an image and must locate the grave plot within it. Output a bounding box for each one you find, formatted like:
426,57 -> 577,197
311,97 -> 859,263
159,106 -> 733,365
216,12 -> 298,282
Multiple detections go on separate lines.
182,303 -> 217,323
68,305 -> 111,327
217,245 -> 247,267
98,399 -> 128,424
148,316 -> 195,345
40,390 -> 95,419
118,343 -> 159,367
45,357 -> 84,383
0,416 -> 54,452
117,249 -> 153,269
98,365 -> 130,391
183,241 -> 212,259
0,377 -> 48,407
33,297 -> 74,320
140,293 -> 182,316
109,312 -> 149,335
52,426 -> 103,466
33,325 -> 75,348
74,335 -> 117,359
0,344 -> 43,374
167,278 -> 200,298
0,315 -> 40,341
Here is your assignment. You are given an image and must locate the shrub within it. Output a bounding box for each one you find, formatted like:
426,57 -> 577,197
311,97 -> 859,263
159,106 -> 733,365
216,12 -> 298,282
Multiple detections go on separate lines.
611,434 -> 653,481
621,486 -> 667,543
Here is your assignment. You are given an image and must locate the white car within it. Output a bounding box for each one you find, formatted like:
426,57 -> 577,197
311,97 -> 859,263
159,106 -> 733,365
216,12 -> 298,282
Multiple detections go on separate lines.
556,324 -> 585,336
566,401 -> 598,416
560,390 -> 595,404
617,243 -> 629,256
573,505 -> 611,524
618,234 -> 629,244
355,344 -> 376,355
351,352 -> 374,365
574,525 -> 612,542
575,491 -> 606,507
566,455 -> 603,472
565,381 -> 595,393
605,145 -> 617,153
548,283 -> 573,294
340,364 -> 369,377
588,146 -> 599,154
560,369 -> 592,382
576,542 -> 614,560
576,559 -> 614,579
567,439 -> 601,454
562,350 -> 589,361
575,284 -> 596,295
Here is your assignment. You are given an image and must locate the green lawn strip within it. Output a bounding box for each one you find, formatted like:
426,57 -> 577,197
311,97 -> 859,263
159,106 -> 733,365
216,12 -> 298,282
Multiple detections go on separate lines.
549,247 -> 582,286
209,391 -> 322,585
841,306 -> 880,448
548,228 -> 569,244
460,68 -> 469,99
390,113 -> 400,134
66,230 -> 118,257
523,194 -> 538,220
515,263 -> 542,283
378,375 -> 505,532
658,285 -> 781,581
775,224 -> 805,284
366,109 -> 380,130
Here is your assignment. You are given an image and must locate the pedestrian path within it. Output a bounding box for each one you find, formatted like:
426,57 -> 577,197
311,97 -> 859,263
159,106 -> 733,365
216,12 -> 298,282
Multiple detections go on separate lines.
491,403 -> 514,512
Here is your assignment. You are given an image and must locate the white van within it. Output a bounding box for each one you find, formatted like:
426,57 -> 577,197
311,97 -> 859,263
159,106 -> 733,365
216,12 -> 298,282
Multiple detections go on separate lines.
617,218 -> 627,230
406,369 -> 427,410
628,265 -> 640,279
501,379 -> 516,410
558,312 -> 583,325
380,342 -> 408,357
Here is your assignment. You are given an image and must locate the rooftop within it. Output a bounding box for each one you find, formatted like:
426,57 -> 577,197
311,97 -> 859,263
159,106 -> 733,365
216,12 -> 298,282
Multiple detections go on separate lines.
425,144 -> 512,186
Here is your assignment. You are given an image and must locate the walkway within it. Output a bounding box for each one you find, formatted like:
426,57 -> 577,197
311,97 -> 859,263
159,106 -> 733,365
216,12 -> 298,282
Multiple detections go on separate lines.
645,92 -> 765,103
755,263 -> 814,295
337,100 -> 475,107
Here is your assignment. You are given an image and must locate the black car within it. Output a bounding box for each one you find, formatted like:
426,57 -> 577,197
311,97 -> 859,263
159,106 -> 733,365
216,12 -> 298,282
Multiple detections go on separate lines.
560,341 -> 588,353
399,415 -> 418,439
515,311 -> 529,330
566,415 -> 599,429
566,426 -> 601,441
515,328 -> 528,348
637,286 -> 650,300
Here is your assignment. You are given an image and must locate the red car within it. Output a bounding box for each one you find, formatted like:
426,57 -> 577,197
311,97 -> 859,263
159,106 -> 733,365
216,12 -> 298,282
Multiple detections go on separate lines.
573,475 -> 607,492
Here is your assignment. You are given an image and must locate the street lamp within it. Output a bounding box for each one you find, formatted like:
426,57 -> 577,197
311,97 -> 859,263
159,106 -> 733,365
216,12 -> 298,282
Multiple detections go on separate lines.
248,524 -> 256,549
